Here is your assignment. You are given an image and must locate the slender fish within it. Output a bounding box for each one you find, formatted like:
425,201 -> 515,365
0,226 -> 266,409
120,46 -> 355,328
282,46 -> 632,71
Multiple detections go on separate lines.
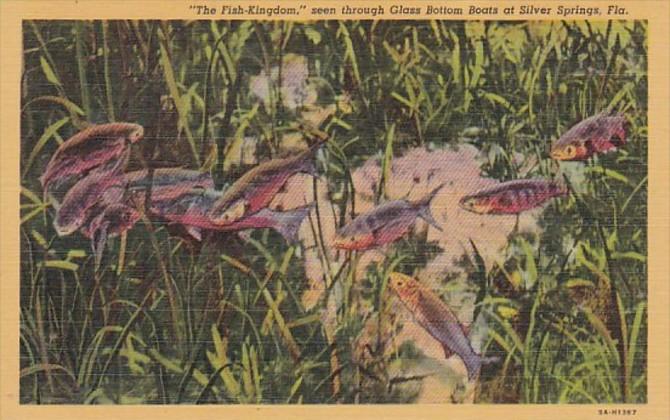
333,184 -> 444,250
54,161 -> 127,236
136,186 -> 312,243
208,130 -> 327,226
124,168 -> 215,203
41,122 -> 144,192
459,179 -> 567,215
389,272 -> 497,380
550,113 -> 627,161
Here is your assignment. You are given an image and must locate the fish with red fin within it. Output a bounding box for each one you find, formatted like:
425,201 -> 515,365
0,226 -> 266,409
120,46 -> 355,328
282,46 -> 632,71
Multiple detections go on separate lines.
389,272 -> 498,381
54,161 -> 127,236
550,112 -> 627,161
333,184 -> 444,250
208,134 -> 326,226
459,179 -> 567,215
124,168 -> 215,203
41,122 -> 144,193
136,186 -> 312,244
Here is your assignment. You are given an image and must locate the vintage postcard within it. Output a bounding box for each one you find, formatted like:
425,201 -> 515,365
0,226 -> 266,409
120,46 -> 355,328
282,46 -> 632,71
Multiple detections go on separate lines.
1,0 -> 668,419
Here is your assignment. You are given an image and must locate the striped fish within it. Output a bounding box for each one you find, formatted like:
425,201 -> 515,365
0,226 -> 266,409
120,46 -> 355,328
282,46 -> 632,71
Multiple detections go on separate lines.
389,272 -> 497,380
137,187 -> 311,244
41,122 -> 143,193
550,113 -> 627,161
208,128 -> 327,226
459,179 -> 567,215
333,184 -> 444,250
54,161 -> 127,236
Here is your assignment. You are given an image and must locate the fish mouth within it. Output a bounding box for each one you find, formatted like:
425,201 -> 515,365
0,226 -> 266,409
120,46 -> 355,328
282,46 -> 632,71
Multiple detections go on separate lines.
549,149 -> 567,160
129,126 -> 145,143
333,235 -> 360,250
332,237 -> 349,249
459,197 -> 487,214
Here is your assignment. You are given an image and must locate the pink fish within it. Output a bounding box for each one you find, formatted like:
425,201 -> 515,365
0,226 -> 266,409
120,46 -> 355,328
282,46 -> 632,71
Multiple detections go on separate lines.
80,204 -> 140,270
389,272 -> 498,380
333,184 -> 444,250
550,113 -> 627,161
40,122 -> 144,193
54,162 -> 127,236
138,187 -> 312,243
124,168 -> 215,203
208,132 -> 326,226
459,179 -> 567,215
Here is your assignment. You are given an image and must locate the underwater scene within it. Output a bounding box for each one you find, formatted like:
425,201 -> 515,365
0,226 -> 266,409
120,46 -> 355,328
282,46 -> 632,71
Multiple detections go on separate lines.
20,20 -> 647,404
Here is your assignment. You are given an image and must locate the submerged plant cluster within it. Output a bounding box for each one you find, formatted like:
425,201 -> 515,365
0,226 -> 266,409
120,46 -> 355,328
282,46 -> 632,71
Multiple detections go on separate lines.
20,20 -> 647,404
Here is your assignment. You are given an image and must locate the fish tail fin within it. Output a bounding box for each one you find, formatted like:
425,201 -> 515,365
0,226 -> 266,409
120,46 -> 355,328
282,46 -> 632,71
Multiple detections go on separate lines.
272,204 -> 313,243
418,205 -> 443,231
91,222 -> 110,272
415,184 -> 444,231
464,353 -> 499,381
300,158 -> 318,177
612,115 -> 627,146
416,183 -> 446,207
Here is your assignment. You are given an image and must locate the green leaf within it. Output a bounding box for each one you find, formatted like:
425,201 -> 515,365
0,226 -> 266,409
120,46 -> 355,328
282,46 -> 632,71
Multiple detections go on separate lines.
41,260 -> 79,272
304,27 -> 322,45
626,302 -> 646,385
287,375 -> 303,403
23,117 -> 69,177
29,95 -> 85,116
585,166 -> 632,186
40,56 -> 62,87
611,251 -> 646,263
564,278 -> 595,289
31,230 -> 48,249
67,249 -> 87,260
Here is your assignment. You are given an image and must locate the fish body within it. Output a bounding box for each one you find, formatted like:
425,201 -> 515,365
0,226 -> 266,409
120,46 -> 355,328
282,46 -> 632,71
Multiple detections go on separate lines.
54,164 -> 126,236
389,272 -> 496,380
149,189 -> 223,230
41,122 -> 143,192
125,168 -> 214,204
208,142 -> 322,226
333,184 -> 444,250
459,179 -> 567,215
143,187 -> 312,244
550,113 -> 626,161
215,205 -> 313,243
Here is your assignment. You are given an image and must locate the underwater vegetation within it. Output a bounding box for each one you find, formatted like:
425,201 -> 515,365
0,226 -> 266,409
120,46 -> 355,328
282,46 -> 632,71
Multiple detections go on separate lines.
20,20 -> 647,404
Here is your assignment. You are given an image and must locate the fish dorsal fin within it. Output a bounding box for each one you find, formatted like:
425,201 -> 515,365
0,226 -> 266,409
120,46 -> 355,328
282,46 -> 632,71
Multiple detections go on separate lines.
411,183 -> 446,207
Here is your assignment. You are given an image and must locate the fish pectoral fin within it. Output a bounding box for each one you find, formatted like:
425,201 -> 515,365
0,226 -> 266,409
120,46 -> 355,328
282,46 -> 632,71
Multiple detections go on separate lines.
371,218 -> 408,244
184,226 -> 202,241
442,343 -> 454,359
